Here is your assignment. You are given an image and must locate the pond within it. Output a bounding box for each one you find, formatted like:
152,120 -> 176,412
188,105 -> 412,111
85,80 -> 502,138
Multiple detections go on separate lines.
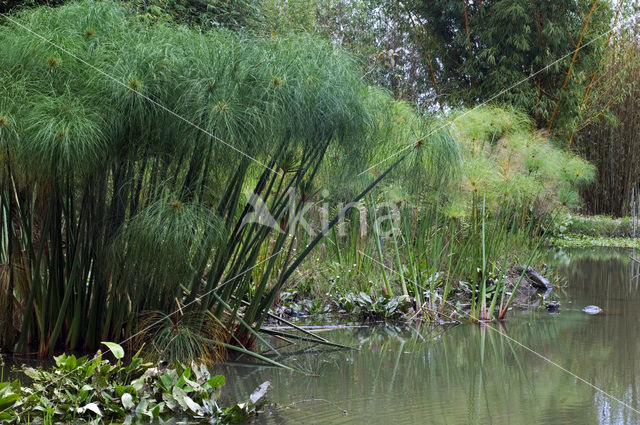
218,248 -> 640,425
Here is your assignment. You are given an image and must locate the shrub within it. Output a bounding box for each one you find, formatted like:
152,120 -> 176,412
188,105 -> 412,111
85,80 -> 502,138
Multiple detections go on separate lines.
446,106 -> 595,219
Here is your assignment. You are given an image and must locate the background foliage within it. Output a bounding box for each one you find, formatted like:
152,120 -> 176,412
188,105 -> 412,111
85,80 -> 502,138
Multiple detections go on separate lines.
574,24 -> 640,216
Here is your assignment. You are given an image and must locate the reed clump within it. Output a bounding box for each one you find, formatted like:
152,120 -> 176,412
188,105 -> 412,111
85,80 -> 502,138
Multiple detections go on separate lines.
0,0 -> 443,360
292,106 -> 594,322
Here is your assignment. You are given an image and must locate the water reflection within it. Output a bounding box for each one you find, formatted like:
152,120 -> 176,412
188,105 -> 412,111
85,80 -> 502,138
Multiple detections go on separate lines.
218,248 -> 640,424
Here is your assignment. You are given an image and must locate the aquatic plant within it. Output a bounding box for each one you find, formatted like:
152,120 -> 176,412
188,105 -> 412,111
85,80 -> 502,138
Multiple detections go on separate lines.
289,106 -> 580,321
334,292 -> 413,321
557,214 -> 636,238
134,310 -> 226,367
447,106 -> 595,218
0,342 -> 269,424
551,234 -> 640,249
0,0 -> 450,359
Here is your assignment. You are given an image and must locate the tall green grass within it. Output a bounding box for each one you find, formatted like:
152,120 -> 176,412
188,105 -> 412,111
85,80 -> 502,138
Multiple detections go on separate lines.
291,106 -> 591,321
0,0 -> 455,358
0,0 -> 596,360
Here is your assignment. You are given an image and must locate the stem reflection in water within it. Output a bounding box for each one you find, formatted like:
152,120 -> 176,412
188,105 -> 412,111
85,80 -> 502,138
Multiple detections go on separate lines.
218,248 -> 640,425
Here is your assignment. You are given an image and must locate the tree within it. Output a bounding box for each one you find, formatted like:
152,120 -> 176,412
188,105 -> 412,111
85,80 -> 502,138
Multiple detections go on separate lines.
574,23 -> 640,216
402,0 -> 615,136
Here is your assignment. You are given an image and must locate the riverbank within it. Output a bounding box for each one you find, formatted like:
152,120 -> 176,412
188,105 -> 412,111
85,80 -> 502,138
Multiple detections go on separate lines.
551,214 -> 640,248
552,234 -> 640,248
219,247 -> 638,424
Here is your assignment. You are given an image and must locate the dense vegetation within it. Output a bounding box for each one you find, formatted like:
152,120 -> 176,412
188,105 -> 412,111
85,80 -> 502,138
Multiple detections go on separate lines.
293,106 -> 592,321
0,0 -> 637,370
575,27 -> 640,216
0,0 -> 464,360
0,342 -> 269,423
273,0 -> 640,216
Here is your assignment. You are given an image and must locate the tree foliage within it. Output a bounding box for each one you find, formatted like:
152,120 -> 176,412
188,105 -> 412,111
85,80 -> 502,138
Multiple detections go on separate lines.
301,0 -> 618,138
393,1 -> 615,134
575,24 -> 640,216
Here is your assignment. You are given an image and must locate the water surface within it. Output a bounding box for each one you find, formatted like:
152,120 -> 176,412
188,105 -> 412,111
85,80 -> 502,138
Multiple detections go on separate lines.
219,248 -> 640,424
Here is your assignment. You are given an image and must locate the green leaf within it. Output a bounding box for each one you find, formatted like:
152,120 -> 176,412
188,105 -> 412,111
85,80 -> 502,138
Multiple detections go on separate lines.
64,355 -> 77,370
150,402 -> 162,418
0,411 -> 17,421
207,375 -> 225,389
23,368 -> 41,380
0,393 -> 20,410
132,377 -> 145,393
158,373 -> 173,392
135,398 -> 148,415
101,342 -> 125,360
78,385 -> 93,403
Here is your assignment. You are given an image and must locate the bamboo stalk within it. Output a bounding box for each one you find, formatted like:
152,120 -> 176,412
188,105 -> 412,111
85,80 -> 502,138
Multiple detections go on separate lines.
461,0 -> 475,88
401,2 -> 445,112
547,0 -> 601,134
569,0 -> 624,147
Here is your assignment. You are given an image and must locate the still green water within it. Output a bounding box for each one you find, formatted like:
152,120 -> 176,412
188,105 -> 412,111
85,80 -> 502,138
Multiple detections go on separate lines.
218,248 -> 640,424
